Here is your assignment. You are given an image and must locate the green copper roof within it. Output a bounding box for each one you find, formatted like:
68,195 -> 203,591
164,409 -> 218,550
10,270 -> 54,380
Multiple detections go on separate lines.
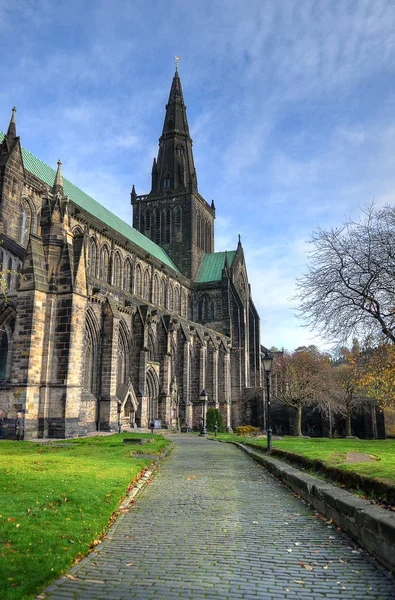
195,250 -> 236,283
0,131 -> 179,272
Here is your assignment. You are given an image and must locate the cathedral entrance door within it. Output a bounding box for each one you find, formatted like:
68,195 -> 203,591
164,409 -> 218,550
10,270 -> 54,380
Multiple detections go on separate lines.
146,367 -> 160,426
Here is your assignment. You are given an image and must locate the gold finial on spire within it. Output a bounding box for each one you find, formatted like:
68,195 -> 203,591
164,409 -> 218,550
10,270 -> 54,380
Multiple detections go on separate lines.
175,55 -> 180,71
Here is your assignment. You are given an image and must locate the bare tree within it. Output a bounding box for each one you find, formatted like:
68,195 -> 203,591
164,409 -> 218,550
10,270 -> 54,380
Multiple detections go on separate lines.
295,204 -> 395,346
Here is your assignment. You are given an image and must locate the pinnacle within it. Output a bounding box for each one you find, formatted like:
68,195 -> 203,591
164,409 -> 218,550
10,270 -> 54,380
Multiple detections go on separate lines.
53,159 -> 64,195
7,106 -> 17,138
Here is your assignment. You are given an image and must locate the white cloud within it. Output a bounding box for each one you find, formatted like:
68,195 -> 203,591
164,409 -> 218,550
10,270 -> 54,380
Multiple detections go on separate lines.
2,0 -> 395,353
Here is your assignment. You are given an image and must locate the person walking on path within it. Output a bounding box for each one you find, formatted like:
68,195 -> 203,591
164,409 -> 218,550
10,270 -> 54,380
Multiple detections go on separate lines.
14,412 -> 24,441
0,409 -> 6,440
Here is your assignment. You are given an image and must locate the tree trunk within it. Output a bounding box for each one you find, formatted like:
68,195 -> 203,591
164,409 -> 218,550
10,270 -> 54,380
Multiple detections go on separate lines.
293,405 -> 303,436
345,407 -> 352,437
328,408 -> 333,438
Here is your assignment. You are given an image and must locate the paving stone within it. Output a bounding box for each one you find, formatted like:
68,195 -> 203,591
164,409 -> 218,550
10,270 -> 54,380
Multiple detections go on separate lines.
42,436 -> 395,600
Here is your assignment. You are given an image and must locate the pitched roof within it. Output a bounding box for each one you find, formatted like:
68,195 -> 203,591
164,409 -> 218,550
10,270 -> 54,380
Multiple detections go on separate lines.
0,131 -> 179,272
195,250 -> 236,283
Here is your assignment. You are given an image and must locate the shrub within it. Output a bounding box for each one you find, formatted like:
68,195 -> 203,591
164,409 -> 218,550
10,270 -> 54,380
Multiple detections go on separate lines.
206,408 -> 225,432
236,425 -> 260,436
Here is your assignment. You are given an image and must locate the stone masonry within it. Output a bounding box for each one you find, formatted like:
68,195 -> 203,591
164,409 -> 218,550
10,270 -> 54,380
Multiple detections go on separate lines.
0,71 -> 262,438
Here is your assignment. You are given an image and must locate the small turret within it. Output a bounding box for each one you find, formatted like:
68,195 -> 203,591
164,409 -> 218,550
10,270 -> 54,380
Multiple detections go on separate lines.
53,160 -> 64,196
7,107 -> 17,140
151,158 -> 158,190
0,107 -> 19,162
130,184 -> 137,204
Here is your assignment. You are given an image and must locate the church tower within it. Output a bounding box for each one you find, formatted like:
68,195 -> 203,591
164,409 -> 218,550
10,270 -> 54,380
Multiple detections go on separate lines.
132,69 -> 215,280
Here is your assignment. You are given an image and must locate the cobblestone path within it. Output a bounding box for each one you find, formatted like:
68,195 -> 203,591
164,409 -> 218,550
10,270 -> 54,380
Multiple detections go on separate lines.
44,436 -> 395,600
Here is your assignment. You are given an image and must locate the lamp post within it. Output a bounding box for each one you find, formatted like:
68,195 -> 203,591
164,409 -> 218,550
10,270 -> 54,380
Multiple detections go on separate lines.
262,350 -> 273,452
199,389 -> 208,436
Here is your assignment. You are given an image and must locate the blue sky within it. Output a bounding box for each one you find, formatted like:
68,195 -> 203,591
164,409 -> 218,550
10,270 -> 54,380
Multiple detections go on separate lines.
1,0 -> 395,351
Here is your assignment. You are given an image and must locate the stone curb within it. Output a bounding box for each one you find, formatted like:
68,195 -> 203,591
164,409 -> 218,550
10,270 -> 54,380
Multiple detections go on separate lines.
234,442 -> 395,573
38,441 -> 174,598
265,444 -> 395,501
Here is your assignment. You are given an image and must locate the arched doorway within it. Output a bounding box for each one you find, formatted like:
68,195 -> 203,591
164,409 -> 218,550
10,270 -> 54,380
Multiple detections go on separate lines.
146,366 -> 160,425
0,305 -> 16,382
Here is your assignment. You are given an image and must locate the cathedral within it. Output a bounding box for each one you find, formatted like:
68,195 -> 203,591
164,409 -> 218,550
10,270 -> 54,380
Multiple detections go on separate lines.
0,70 -> 262,439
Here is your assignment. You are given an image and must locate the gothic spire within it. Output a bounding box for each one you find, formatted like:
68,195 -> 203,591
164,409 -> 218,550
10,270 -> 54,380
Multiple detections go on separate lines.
150,70 -> 198,194
53,160 -> 64,195
162,70 -> 189,136
7,106 -> 17,139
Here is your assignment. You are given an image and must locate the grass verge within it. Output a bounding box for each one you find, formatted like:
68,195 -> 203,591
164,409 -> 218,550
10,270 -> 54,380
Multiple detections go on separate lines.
0,432 -> 169,600
214,434 -> 395,487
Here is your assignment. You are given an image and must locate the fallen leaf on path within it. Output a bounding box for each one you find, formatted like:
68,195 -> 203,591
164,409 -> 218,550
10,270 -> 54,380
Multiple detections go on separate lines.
65,574 -> 77,580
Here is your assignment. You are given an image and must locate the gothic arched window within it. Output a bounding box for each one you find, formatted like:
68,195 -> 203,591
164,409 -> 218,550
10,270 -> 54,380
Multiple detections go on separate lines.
84,311 -> 99,395
198,294 -> 215,321
197,213 -> 201,248
160,278 -> 166,307
113,252 -> 122,288
163,167 -> 171,189
153,274 -> 160,305
0,334 -> 8,379
6,257 -> 12,289
181,290 -> 187,318
145,211 -> 151,237
165,208 -> 171,243
143,269 -> 151,301
124,259 -> 132,293
88,238 -> 97,277
117,322 -> 130,385
135,263 -> 142,296
168,283 -> 174,312
99,245 -> 110,282
175,206 -> 181,230
155,210 -> 161,244
19,200 -> 31,246
174,286 -> 180,314
0,311 -> 15,381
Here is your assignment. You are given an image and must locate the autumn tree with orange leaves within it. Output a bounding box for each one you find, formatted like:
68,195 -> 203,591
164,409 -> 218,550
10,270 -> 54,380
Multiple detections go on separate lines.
330,348 -> 363,437
272,346 -> 331,436
357,343 -> 395,409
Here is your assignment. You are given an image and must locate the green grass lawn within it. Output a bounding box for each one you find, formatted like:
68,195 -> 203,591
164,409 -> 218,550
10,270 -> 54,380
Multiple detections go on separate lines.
0,433 -> 170,600
214,434 -> 395,485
